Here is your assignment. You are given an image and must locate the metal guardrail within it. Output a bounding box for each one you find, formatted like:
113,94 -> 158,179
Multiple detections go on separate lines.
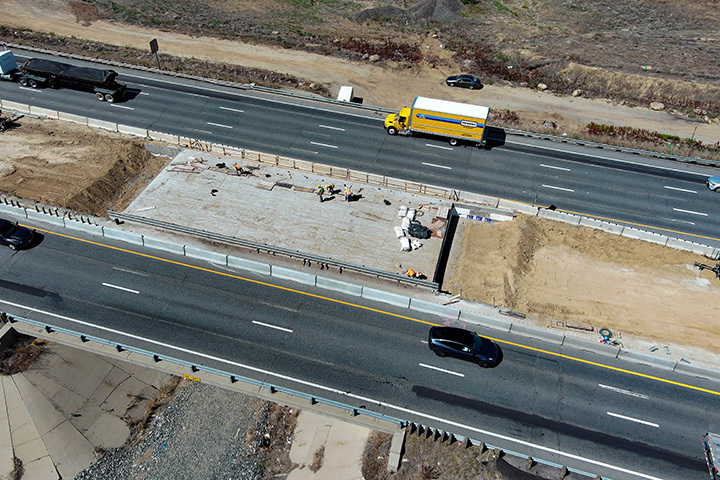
504,128 -> 720,168
2,312 -> 600,479
3,313 -> 405,428
107,210 -> 440,290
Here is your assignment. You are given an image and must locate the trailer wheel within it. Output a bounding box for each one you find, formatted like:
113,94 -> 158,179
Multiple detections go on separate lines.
28,79 -> 38,88
95,92 -> 105,101
104,94 -> 116,103
19,77 -> 28,87
449,138 -> 458,146
386,126 -> 398,135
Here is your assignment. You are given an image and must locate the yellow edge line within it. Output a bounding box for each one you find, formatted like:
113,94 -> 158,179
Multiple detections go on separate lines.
31,225 -> 720,397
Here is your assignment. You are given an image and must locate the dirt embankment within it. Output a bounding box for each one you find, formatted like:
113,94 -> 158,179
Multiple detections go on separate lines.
0,117 -> 167,216
445,216 -> 720,353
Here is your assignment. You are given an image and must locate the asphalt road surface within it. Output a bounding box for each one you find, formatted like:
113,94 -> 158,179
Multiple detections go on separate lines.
0,221 -> 716,480
1,48 -> 719,247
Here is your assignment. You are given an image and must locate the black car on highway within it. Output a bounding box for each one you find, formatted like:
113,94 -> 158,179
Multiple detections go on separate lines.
428,326 -> 500,367
0,219 -> 35,250
445,74 -> 483,89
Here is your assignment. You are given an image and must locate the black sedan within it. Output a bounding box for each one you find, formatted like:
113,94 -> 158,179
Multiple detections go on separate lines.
0,219 -> 35,250
428,326 -> 500,367
445,74 -> 483,89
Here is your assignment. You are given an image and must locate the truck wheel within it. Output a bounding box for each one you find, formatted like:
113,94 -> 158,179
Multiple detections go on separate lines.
95,92 -> 105,101
28,79 -> 38,88
104,94 -> 116,103
449,138 -> 458,146
387,126 -> 398,135
19,77 -> 28,87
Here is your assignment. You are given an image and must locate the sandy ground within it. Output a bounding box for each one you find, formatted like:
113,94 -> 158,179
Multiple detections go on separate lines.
0,1 -> 719,362
1,0 -> 720,144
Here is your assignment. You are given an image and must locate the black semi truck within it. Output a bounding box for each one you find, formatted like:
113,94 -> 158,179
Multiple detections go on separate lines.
17,57 -> 127,103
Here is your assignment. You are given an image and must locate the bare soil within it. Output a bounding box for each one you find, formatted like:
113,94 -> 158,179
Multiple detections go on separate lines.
1,2 -> 720,478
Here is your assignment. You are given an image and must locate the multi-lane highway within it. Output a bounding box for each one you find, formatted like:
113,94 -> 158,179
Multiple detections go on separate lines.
2,48 -> 720,479
0,225 -> 716,480
1,48 -> 719,246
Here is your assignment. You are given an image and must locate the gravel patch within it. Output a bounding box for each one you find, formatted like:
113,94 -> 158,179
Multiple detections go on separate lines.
75,379 -> 276,480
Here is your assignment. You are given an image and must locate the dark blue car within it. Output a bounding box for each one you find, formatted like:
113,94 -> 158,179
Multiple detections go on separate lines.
428,326 -> 500,367
0,219 -> 35,250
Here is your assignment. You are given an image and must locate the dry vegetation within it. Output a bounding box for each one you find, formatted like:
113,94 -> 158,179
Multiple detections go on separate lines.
2,0 -> 719,158
0,333 -> 48,375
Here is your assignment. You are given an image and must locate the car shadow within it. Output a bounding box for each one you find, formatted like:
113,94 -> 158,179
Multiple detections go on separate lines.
19,231 -> 44,250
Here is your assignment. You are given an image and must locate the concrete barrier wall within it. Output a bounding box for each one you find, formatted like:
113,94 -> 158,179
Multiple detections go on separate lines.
87,118 -> 118,132
63,220 -> 103,236
497,199 -> 538,216
103,227 -> 144,246
0,204 -> 27,219
409,298 -> 460,320
457,192 -> 499,208
148,130 -> 180,144
674,362 -> 720,382
316,277 -> 363,296
362,287 -> 410,308
561,336 -> 618,357
618,349 -> 677,371
227,256 -> 272,276
538,209 -> 581,226
184,245 -> 228,265
142,236 -> 185,256
458,311 -> 512,333
508,323 -> 565,345
271,266 -> 316,286
578,218 -> 625,235
28,106 -> 59,119
25,210 -> 64,226
0,101 -> 30,114
621,227 -> 668,245
58,112 -> 88,125
666,237 -> 717,256
117,124 -> 149,138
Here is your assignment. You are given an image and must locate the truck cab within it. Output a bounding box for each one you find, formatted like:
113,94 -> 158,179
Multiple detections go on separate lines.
384,107 -> 410,135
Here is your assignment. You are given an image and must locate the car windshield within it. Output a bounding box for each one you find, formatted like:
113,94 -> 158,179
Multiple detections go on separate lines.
0,221 -> 18,236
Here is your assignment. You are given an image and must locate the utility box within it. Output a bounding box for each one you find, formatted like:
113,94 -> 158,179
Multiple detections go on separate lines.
337,86 -> 353,102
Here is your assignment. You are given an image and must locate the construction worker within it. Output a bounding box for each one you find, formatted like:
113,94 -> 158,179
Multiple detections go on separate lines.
317,184 -> 325,202
406,269 -> 416,278
325,183 -> 335,195
344,185 -> 352,202
234,163 -> 242,176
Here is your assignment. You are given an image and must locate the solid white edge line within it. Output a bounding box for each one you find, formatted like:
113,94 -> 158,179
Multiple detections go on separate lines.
421,162 -> 452,170
672,208 -> 708,216
663,186 -> 696,194
507,139 -> 710,178
310,141 -> 338,149
252,320 -> 293,333
124,72 -> 377,121
101,283 -> 139,294
541,184 -> 575,192
319,124 -> 345,131
0,298 -> 663,480
598,384 -> 649,399
607,411 -> 659,428
207,122 -> 233,129
418,363 -> 465,377
540,164 -> 571,171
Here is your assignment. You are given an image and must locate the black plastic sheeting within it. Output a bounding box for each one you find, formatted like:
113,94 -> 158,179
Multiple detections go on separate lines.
22,58 -> 117,85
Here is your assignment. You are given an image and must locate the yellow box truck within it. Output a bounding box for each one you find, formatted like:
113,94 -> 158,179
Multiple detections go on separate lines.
384,96 -> 489,147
